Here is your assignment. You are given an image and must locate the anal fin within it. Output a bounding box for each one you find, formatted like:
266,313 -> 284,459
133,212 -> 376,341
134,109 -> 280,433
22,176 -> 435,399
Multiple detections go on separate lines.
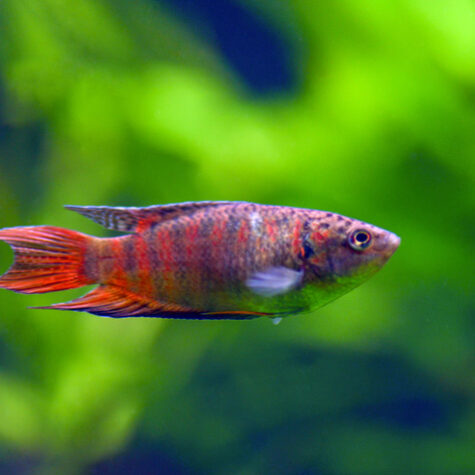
34,285 -> 192,318
34,285 -> 276,319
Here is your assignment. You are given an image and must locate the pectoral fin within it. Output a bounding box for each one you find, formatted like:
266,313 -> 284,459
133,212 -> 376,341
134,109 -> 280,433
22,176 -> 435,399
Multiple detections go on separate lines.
246,266 -> 303,297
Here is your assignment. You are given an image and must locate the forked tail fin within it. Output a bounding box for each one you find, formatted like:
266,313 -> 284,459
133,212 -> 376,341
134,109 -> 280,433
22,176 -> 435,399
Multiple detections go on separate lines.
0,226 -> 96,294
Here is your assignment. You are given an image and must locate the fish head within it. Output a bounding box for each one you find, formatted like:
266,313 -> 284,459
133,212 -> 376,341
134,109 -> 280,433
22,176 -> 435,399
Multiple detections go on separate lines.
302,213 -> 400,285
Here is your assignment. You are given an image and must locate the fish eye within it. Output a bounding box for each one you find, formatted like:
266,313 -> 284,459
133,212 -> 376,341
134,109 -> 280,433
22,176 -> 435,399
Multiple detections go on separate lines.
348,229 -> 372,251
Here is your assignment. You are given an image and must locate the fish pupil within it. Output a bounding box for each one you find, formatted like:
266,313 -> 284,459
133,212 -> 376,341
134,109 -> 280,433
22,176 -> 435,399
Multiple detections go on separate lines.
355,232 -> 369,243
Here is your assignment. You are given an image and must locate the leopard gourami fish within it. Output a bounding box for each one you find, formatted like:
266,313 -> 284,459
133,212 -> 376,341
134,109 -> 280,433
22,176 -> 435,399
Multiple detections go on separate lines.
0,202 -> 400,320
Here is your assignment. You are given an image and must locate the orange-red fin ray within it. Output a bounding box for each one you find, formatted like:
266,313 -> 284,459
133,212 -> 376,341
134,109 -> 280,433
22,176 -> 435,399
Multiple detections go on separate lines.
65,201 -> 239,233
35,285 -> 179,318
0,226 -> 94,294
35,285 -> 276,320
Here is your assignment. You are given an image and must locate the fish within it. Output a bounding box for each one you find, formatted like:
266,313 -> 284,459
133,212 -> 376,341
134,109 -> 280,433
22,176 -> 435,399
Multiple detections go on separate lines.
0,201 -> 400,320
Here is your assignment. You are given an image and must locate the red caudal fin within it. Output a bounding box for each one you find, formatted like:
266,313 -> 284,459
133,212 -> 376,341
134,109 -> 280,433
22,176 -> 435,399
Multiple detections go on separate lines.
0,226 -> 95,294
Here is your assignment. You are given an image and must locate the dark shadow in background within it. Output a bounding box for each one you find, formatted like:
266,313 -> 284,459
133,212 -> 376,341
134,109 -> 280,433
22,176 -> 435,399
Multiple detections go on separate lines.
157,0 -> 301,96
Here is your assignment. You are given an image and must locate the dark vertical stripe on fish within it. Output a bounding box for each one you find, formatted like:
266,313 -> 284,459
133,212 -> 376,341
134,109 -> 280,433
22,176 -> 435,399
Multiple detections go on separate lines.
146,227 -> 161,296
136,233 -> 153,297
123,236 -> 137,283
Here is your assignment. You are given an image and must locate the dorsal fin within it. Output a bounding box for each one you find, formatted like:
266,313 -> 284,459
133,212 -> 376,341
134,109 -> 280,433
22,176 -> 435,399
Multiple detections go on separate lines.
65,201 -> 236,233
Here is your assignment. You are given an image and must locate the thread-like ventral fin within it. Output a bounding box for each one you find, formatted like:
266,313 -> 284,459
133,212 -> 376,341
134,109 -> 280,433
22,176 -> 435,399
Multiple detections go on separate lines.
65,201 -> 238,233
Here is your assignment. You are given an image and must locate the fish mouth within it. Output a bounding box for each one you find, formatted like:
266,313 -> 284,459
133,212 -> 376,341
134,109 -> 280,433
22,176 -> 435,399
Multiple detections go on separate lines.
383,232 -> 401,258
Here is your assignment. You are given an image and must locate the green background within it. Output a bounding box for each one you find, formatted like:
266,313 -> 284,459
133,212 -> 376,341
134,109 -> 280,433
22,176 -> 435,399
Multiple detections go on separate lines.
0,1 -> 473,473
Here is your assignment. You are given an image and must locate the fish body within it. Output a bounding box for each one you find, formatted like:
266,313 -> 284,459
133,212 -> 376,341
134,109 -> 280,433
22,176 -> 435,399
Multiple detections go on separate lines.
0,202 -> 400,320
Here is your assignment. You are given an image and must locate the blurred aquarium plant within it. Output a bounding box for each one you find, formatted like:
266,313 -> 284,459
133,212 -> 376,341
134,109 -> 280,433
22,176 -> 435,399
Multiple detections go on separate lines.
0,0 -> 474,473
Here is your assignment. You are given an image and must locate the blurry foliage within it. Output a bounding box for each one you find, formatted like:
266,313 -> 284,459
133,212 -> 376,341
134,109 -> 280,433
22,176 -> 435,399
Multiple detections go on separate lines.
0,0 -> 473,474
